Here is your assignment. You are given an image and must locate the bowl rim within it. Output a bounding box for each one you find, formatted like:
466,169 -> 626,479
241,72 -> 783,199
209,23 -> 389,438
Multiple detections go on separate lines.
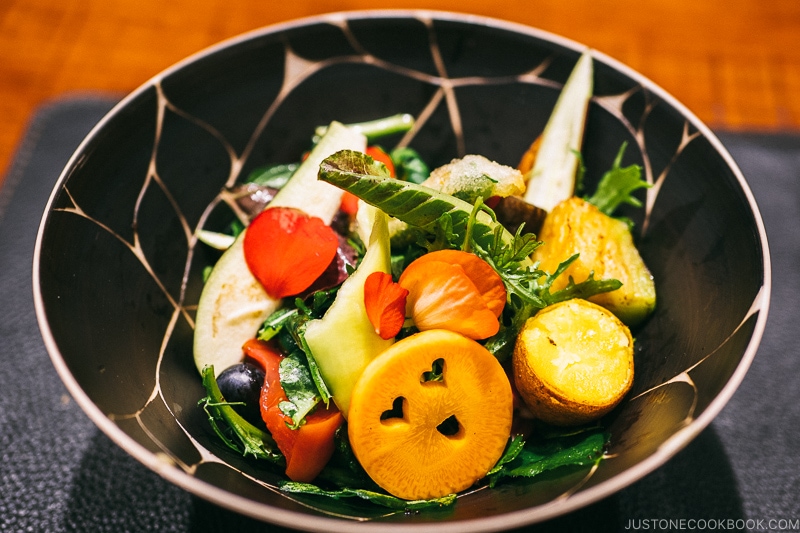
32,9 -> 772,532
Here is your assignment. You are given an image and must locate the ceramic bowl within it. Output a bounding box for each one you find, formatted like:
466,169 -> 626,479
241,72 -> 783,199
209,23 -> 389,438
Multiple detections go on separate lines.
33,10 -> 770,532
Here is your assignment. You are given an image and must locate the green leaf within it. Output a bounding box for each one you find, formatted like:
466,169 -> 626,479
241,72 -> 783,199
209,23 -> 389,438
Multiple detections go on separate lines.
256,307 -> 299,342
318,150 -> 528,262
246,162 -> 299,189
199,365 -> 284,464
488,428 -> 609,487
390,146 -> 430,184
279,481 -> 456,510
278,351 -> 322,428
585,142 -> 650,216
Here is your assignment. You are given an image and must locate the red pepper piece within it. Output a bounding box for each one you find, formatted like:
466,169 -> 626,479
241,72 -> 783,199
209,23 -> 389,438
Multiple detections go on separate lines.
243,339 -> 342,482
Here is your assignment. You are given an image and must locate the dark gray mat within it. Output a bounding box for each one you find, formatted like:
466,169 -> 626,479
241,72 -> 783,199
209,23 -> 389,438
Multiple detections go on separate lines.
1,96 -> 797,532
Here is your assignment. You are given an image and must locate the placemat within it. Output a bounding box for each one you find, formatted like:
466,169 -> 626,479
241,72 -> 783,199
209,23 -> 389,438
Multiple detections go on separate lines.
1,96 -> 797,532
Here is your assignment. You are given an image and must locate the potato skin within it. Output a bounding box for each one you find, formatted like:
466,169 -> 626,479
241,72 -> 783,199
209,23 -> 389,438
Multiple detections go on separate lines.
532,197 -> 656,327
512,299 -> 634,426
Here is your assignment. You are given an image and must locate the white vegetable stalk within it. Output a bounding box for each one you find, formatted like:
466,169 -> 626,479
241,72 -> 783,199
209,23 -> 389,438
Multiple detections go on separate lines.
523,50 -> 593,212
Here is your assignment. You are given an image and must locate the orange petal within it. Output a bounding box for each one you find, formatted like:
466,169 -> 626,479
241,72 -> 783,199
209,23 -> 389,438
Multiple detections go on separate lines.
403,249 -> 506,317
399,260 -> 500,339
364,271 -> 408,340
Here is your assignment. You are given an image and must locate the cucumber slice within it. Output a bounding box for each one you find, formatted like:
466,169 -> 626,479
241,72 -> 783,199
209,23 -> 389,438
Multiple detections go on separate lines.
193,122 -> 366,376
303,206 -> 394,416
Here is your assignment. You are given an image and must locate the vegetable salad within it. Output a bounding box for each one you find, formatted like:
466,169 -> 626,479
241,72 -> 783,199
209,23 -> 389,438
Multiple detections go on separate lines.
195,52 -> 655,511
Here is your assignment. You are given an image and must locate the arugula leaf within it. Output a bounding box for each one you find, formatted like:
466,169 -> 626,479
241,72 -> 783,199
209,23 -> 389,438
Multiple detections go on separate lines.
585,142 -> 649,216
279,482 -> 456,510
198,365 -> 284,464
488,429 -> 609,487
257,307 -> 299,342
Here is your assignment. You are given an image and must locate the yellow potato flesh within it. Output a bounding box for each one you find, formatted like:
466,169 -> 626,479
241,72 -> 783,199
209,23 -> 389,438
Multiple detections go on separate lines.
513,299 -> 633,426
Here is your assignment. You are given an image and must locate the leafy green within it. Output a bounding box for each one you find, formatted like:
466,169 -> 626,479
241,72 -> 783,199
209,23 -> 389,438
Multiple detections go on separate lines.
198,365 -> 284,464
256,293 -> 340,407
279,482 -> 456,510
246,162 -> 299,189
488,427 -> 609,487
585,142 -> 649,217
256,307 -> 299,342
318,150 -> 530,261
390,146 -> 430,184
278,351 -> 322,428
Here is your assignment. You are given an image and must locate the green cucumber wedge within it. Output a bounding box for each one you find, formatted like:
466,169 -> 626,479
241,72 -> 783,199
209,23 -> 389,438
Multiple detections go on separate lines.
523,50 -> 593,212
193,122 -> 366,376
303,205 -> 394,416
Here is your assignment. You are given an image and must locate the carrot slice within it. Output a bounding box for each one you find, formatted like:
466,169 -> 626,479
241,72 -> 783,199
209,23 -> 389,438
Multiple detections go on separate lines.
348,329 -> 514,500
363,271 -> 409,339
243,207 -> 339,299
398,250 -> 506,339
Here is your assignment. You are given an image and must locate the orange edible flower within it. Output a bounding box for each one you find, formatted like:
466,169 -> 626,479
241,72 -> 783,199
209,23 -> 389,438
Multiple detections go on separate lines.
398,249 -> 506,339
363,271 -> 409,339
243,207 -> 339,299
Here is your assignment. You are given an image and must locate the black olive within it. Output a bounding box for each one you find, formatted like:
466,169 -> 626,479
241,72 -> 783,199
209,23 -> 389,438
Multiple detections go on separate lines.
216,362 -> 265,426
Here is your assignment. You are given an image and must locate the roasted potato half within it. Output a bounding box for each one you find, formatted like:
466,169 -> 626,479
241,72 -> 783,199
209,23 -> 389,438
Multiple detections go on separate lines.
512,298 -> 634,426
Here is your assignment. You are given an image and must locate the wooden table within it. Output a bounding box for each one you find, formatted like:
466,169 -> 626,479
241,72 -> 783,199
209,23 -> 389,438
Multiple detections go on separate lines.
2,0 -> 799,185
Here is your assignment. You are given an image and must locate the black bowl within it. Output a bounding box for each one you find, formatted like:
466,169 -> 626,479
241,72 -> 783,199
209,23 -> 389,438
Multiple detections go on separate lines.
33,10 -> 770,532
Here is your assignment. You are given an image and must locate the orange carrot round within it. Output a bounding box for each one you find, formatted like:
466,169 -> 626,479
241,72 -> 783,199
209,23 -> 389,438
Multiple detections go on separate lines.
347,329 -> 514,500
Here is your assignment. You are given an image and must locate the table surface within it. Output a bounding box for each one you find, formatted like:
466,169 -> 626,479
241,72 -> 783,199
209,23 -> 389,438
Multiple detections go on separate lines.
2,0 -> 800,184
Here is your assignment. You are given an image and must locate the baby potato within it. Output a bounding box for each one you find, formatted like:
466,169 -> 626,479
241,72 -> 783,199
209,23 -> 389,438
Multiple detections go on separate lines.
512,298 -> 633,426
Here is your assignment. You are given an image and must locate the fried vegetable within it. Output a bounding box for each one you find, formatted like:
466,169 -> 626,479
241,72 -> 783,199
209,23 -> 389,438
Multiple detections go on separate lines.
533,196 -> 656,326
347,329 -> 514,500
420,154 -> 525,203
512,299 -> 633,426
493,194 -> 548,236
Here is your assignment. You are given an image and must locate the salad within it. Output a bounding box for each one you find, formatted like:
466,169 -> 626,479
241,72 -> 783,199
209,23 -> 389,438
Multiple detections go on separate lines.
194,51 -> 656,510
